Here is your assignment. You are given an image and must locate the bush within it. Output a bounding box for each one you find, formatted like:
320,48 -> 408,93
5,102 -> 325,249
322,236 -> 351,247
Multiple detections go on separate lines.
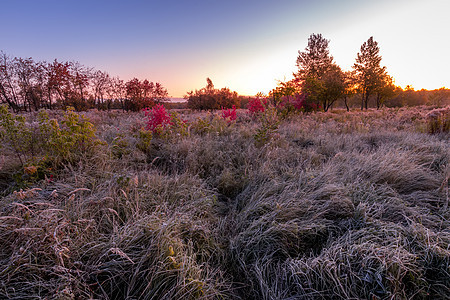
247,97 -> 268,118
144,104 -> 172,133
277,93 -> 318,117
221,105 -> 237,124
143,104 -> 188,139
0,105 -> 101,178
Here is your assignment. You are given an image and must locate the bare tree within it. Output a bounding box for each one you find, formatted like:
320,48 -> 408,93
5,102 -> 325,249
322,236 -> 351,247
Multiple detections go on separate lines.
0,52 -> 20,112
92,70 -> 110,109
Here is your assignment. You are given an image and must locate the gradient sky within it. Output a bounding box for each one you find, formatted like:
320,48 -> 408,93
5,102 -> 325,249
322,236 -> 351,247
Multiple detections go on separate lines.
2,0 -> 449,97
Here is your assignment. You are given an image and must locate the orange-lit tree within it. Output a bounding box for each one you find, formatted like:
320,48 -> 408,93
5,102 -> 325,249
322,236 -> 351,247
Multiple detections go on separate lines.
295,34 -> 347,111
186,78 -> 239,110
125,78 -> 168,111
353,36 -> 388,110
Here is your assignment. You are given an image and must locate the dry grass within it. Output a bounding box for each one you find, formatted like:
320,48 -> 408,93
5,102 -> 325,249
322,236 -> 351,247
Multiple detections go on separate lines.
0,106 -> 448,299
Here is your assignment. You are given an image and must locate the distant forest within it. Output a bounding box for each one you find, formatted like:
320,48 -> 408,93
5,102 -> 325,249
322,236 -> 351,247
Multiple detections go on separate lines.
1,34 -> 449,112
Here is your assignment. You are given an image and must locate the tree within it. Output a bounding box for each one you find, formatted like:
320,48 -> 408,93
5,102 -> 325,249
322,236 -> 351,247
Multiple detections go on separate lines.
46,59 -> 72,108
108,76 -> 125,110
92,70 -> 110,109
295,34 -> 347,111
0,52 -> 20,112
14,57 -> 44,111
269,79 -> 300,107
296,33 -> 333,80
374,74 -> 396,109
341,71 -> 358,111
125,78 -> 168,111
429,87 -> 450,107
320,64 -> 347,111
68,61 -> 92,110
353,36 -> 387,110
186,78 -> 239,110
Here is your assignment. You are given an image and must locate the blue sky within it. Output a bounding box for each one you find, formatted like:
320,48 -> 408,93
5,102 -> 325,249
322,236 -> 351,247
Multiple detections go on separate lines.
2,0 -> 449,96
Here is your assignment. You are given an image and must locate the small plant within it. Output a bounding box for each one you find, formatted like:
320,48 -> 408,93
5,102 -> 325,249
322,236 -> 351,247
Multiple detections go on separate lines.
170,112 -> 189,136
247,97 -> 267,118
191,117 -> 212,135
0,105 -> 31,166
254,106 -> 279,147
221,105 -> 237,124
136,129 -> 153,154
43,107 -> 100,163
1,106 -> 100,173
144,104 -> 172,133
111,133 -> 131,158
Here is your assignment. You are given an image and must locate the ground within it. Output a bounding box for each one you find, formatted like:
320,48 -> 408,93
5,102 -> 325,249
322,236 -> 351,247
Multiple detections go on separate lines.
0,106 -> 448,299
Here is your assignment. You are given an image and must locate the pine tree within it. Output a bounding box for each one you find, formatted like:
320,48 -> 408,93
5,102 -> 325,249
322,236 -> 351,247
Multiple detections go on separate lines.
353,37 -> 387,110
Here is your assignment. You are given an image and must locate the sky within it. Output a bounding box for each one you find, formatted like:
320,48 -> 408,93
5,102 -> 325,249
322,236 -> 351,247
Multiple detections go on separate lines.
1,0 -> 449,97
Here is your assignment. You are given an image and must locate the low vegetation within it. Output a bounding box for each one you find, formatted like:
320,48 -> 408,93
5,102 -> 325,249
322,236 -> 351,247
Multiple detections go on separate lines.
0,104 -> 448,299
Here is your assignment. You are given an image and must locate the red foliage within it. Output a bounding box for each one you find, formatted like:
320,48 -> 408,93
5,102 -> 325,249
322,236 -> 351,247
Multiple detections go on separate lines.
221,105 -> 237,123
247,97 -> 268,117
278,93 -> 318,112
143,104 -> 172,132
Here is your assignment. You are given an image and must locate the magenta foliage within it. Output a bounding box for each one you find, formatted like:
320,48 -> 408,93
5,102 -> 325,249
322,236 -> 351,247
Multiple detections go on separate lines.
248,97 -> 267,117
143,104 -> 172,132
280,93 -> 306,110
221,105 -> 237,123
278,93 -> 319,112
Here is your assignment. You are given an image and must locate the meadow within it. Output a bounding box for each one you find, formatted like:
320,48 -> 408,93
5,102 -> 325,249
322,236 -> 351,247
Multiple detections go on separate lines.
0,105 -> 448,299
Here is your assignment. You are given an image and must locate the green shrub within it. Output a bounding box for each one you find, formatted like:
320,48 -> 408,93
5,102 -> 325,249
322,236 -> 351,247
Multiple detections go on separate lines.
0,106 -> 102,188
254,106 -> 280,147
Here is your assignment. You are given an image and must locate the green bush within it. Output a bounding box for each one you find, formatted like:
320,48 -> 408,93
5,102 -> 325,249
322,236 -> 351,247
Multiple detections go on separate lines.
0,106 -> 102,186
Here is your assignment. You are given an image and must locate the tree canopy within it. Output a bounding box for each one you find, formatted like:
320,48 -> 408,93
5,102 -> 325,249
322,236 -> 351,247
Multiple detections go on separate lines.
353,36 -> 388,110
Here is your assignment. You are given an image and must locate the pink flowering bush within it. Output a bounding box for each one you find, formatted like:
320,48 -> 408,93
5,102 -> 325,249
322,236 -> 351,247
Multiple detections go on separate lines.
221,105 -> 237,124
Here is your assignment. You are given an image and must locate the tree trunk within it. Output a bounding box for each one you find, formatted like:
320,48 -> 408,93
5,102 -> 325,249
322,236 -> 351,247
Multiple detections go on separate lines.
361,93 -> 364,110
364,93 -> 369,110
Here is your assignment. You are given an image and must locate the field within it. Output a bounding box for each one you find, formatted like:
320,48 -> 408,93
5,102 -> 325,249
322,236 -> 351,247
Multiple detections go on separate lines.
0,106 -> 449,299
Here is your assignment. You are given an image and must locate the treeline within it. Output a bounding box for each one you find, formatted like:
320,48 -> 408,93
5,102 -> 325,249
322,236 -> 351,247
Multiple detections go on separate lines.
3,35 -> 448,113
0,52 -> 168,112
185,78 -> 240,110
269,34 -> 449,111
185,34 -> 449,111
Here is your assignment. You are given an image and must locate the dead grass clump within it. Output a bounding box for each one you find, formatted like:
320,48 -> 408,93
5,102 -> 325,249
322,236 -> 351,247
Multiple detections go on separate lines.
426,106 -> 450,134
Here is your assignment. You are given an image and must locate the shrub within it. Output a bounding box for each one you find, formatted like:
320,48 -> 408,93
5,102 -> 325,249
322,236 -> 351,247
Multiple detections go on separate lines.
169,112 -> 189,136
136,129 -> 153,154
0,105 -> 32,166
254,106 -> 280,147
221,105 -> 237,124
247,97 -> 268,118
277,93 -> 318,117
0,106 -> 100,167
47,107 -> 100,163
144,104 -> 172,133
143,104 -> 188,139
